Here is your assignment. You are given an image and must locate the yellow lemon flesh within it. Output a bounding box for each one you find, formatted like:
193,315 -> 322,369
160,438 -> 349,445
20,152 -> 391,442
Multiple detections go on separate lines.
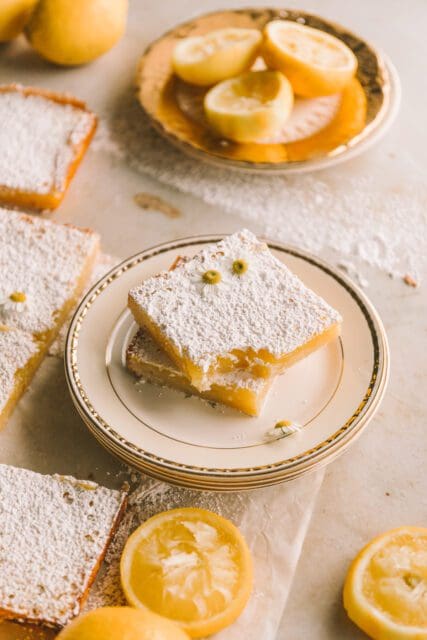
120,507 -> 253,638
343,526 -> 427,640
204,70 -> 293,143
57,606 -> 190,640
0,0 -> 36,42
25,0 -> 128,66
172,28 -> 262,86
262,20 -> 357,97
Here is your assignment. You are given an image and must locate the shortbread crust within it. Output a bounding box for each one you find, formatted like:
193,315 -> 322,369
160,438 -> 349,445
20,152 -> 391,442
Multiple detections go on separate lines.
129,229 -> 341,391
127,327 -> 272,416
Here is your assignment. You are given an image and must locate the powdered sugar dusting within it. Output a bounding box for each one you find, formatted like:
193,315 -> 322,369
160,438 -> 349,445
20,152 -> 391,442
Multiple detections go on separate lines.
0,464 -> 126,627
0,87 -> 94,194
0,328 -> 38,413
92,96 -> 426,281
49,253 -> 121,357
130,230 -> 341,377
0,209 -> 99,335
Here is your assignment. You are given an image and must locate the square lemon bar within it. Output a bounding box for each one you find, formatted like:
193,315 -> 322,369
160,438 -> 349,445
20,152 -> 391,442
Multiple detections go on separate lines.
127,327 -> 272,416
129,229 -> 342,391
0,84 -> 96,211
0,464 -> 127,628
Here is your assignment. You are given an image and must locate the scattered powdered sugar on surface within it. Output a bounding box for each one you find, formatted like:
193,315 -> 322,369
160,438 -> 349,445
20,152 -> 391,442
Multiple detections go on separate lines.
130,229 -> 341,375
0,464 -> 126,627
128,327 -> 268,392
49,253 -> 121,357
0,88 -> 94,194
86,471 -> 324,640
0,209 -> 99,335
92,93 -> 427,281
0,328 -> 37,413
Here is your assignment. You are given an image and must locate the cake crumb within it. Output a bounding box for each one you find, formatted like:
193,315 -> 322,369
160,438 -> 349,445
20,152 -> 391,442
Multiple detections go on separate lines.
402,274 -> 418,288
133,192 -> 181,218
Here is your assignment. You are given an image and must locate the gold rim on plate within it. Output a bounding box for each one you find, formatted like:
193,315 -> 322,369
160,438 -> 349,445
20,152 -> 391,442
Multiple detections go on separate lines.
136,8 -> 400,174
65,236 -> 389,490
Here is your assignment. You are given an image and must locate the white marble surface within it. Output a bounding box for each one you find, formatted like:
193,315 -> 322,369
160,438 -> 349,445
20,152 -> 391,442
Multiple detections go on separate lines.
0,0 -> 426,638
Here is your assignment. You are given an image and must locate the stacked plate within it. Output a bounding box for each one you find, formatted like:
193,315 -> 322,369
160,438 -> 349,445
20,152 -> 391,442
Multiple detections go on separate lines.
65,236 -> 389,491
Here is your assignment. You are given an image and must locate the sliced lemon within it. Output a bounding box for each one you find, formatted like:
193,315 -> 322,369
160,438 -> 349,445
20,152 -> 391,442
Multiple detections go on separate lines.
343,526 -> 427,640
262,20 -> 357,97
204,70 -> 293,143
120,507 -> 253,638
172,28 -> 262,86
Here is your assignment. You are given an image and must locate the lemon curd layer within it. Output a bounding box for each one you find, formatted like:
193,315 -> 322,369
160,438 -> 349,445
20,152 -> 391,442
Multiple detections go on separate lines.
126,328 -> 272,416
129,230 -> 342,392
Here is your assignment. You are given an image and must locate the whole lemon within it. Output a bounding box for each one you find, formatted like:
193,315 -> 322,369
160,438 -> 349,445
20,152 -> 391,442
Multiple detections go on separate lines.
57,607 -> 190,640
0,0 -> 37,41
25,0 -> 128,65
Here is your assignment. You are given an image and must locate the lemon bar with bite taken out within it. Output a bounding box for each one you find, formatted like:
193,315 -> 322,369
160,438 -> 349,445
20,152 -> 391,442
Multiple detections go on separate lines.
127,327 -> 272,416
128,229 -> 342,392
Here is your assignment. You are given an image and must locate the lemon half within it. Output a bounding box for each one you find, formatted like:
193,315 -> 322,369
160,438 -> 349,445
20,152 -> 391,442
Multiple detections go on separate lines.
204,70 -> 293,143
343,526 -> 427,639
120,507 -> 253,638
262,20 -> 357,97
172,28 -> 262,86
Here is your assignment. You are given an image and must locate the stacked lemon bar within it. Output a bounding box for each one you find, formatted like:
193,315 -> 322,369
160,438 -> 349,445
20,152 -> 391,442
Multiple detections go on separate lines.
127,229 -> 342,416
0,208 -> 99,428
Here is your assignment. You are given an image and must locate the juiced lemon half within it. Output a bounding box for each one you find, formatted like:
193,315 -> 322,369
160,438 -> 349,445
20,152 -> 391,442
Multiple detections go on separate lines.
120,507 -> 253,638
343,526 -> 427,640
204,70 -> 293,143
172,27 -> 262,86
262,20 -> 357,97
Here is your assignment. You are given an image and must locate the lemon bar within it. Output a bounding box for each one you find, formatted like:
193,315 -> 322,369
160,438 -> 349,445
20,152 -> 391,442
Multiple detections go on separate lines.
0,208 -> 99,428
0,464 -> 127,628
126,327 -> 272,416
0,84 -> 96,211
129,229 -> 341,391
0,326 -> 41,431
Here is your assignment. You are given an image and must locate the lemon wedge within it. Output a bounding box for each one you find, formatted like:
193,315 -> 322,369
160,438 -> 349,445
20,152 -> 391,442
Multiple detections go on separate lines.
172,28 -> 262,86
120,507 -> 253,638
343,526 -> 427,639
262,20 -> 357,97
204,70 -> 293,143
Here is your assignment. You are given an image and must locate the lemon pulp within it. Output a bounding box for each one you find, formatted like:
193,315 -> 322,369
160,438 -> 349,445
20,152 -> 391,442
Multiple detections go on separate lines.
344,527 -> 427,639
120,508 -> 253,637
204,70 -> 293,142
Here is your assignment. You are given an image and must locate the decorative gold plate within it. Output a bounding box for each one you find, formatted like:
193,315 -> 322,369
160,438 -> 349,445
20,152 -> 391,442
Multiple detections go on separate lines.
136,8 -> 400,174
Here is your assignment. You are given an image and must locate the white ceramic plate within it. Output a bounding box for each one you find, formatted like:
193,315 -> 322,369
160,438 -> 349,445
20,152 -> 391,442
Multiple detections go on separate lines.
65,236 -> 389,490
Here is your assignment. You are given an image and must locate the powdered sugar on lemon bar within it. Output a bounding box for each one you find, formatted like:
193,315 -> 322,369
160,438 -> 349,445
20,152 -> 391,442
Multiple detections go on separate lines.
0,326 -> 38,425
0,464 -> 127,628
0,85 -> 94,196
0,208 -> 99,428
129,229 -> 342,390
0,208 -> 99,336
